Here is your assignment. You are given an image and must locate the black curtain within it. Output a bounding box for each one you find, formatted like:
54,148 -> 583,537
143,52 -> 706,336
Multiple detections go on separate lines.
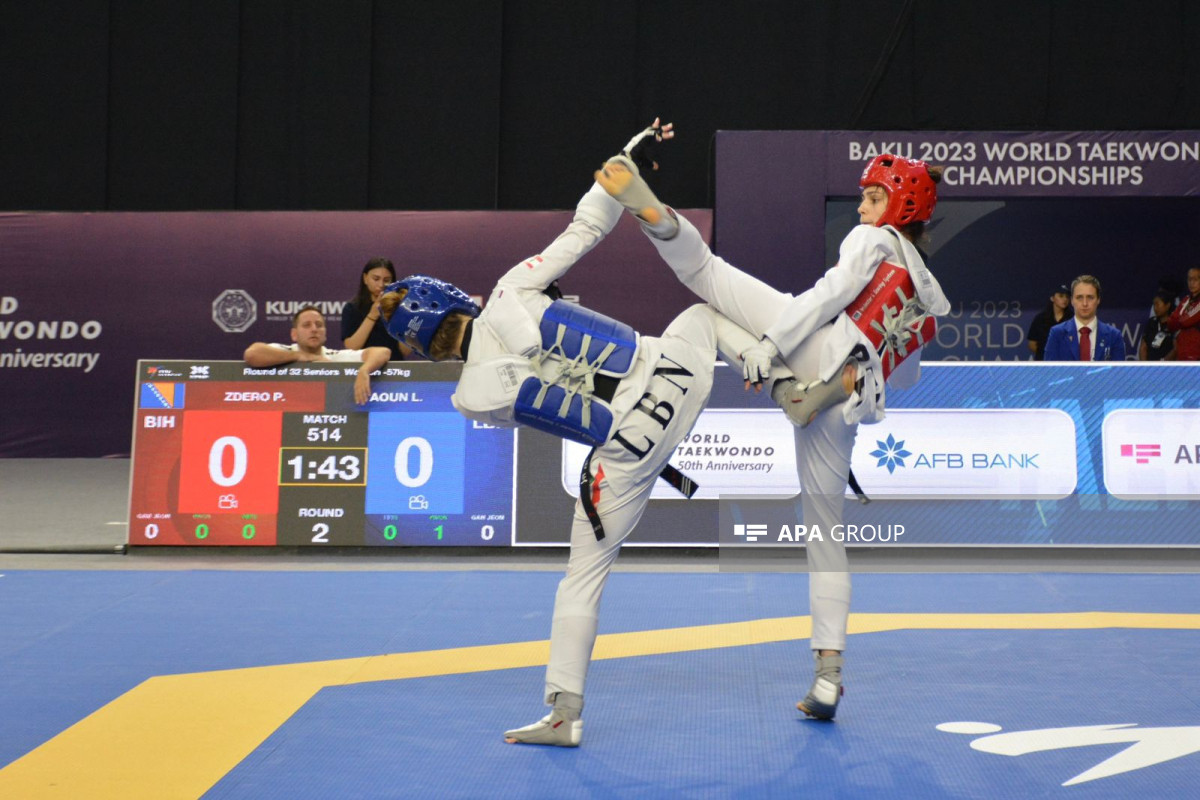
3,0 -> 1198,212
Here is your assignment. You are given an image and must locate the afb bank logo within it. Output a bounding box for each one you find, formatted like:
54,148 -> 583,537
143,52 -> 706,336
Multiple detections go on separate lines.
869,431 -> 1039,472
870,433 -> 911,473
938,720 -> 1200,786
850,410 -> 1078,498
213,290 -> 257,333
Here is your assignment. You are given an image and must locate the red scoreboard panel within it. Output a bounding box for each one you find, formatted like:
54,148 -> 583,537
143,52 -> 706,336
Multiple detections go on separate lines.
129,361 -> 515,546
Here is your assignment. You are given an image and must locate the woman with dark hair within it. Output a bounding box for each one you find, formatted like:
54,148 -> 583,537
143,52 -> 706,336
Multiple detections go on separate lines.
341,257 -> 412,359
1027,285 -> 1071,360
1140,290 -> 1176,361
599,147 -> 950,721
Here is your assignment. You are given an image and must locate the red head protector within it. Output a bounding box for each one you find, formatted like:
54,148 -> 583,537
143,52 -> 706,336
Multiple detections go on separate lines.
859,154 -> 937,228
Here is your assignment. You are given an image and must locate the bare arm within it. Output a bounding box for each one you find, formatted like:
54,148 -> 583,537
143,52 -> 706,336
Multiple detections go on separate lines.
344,303 -> 414,357
354,346 -> 391,404
244,343 -> 316,367
343,301 -> 380,349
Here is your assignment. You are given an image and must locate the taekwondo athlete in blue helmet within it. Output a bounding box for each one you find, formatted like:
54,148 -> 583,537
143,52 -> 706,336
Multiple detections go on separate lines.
378,121 -> 791,747
596,147 -> 951,721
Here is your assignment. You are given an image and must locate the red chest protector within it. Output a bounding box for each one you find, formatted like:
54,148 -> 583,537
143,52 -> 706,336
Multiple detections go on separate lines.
844,261 -> 937,381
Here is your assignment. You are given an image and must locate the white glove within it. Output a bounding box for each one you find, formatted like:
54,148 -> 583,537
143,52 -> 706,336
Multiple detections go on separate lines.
740,337 -> 778,390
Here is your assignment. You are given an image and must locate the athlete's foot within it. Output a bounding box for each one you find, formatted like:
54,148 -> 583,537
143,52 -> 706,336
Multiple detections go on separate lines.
771,360 -> 857,429
594,155 -> 678,238
797,652 -> 843,720
504,692 -> 584,747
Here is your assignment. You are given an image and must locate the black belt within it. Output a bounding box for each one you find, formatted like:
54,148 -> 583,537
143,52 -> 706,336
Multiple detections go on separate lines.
658,463 -> 698,499
847,468 -> 870,505
579,448 -> 699,541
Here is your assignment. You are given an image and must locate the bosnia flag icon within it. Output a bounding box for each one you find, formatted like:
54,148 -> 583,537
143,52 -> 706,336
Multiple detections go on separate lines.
140,382 -> 186,409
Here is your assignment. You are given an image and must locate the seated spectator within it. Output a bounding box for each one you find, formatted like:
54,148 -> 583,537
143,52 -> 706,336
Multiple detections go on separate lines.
1167,267 -> 1200,361
1139,290 -> 1176,361
1044,275 -> 1126,361
244,305 -> 390,403
342,257 -> 413,360
1027,283 -> 1071,360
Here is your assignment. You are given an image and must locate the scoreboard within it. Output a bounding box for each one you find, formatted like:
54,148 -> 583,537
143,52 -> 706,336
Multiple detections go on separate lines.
129,361 -> 514,546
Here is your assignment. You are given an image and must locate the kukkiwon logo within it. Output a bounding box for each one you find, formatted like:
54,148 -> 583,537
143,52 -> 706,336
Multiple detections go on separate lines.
871,433 -> 911,473
212,290 -> 257,333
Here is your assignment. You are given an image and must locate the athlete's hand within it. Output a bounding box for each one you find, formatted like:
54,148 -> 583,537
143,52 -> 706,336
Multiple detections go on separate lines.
622,117 -> 674,173
740,337 -> 778,392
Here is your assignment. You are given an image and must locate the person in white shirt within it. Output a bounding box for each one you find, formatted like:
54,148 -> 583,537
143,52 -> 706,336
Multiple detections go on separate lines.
243,305 -> 390,403
377,123 -> 784,747
597,143 -> 951,721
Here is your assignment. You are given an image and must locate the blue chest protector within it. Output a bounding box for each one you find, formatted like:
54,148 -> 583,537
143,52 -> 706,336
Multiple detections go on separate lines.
513,300 -> 639,446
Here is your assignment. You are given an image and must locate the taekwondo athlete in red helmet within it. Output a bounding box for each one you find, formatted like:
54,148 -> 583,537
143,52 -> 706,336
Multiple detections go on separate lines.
377,122 -> 791,747
598,148 -> 951,721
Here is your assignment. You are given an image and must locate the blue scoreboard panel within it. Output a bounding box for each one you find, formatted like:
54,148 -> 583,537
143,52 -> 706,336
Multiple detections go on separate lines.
129,361 -> 514,546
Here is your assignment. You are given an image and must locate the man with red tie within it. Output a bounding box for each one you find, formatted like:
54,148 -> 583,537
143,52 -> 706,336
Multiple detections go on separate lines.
1044,275 -> 1127,361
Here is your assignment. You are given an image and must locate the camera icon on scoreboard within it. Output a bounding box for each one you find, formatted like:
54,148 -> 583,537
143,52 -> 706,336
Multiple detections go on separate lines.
217,494 -> 239,510
408,495 -> 429,511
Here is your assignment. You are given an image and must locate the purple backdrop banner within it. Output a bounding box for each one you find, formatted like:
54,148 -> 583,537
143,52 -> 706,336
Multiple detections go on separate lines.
0,209 -> 710,457
713,130 -> 1200,365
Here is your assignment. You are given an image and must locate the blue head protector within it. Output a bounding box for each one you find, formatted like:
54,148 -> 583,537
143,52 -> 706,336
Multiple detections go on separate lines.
382,275 -> 480,359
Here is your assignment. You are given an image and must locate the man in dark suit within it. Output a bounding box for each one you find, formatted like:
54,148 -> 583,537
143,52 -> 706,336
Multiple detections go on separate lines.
1044,275 -> 1126,361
